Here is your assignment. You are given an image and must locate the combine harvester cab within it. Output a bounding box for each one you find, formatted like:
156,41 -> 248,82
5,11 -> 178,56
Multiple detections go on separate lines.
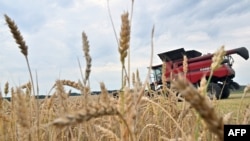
150,47 -> 249,99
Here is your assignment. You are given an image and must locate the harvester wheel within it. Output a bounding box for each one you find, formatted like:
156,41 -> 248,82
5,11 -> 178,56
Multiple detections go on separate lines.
207,83 -> 221,99
220,84 -> 230,99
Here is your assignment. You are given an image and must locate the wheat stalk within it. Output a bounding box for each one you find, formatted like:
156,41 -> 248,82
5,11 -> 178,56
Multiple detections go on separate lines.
183,55 -> 188,76
4,14 -> 35,96
138,124 -> 168,140
4,14 -> 28,56
82,31 -> 92,86
161,62 -> 167,94
198,76 -> 207,96
210,46 -> 226,72
51,103 -> 119,127
12,88 -> 31,128
60,79 -> 81,90
95,125 -> 120,141
118,12 -> 130,66
141,97 -> 186,138
4,82 -> 9,96
172,75 -> 224,141
237,84 -> 250,123
207,45 -> 226,85
118,12 -> 130,89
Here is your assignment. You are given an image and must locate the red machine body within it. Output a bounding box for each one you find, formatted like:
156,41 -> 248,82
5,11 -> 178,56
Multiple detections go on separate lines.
150,47 -> 249,99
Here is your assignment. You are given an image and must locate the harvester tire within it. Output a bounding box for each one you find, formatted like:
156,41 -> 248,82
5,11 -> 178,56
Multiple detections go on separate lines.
220,85 -> 230,99
207,83 -> 221,99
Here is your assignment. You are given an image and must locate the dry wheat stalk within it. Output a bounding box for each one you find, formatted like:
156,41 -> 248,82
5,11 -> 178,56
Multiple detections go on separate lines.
118,12 -> 131,89
136,69 -> 141,87
132,70 -> 142,90
118,12 -> 130,66
237,84 -> 250,123
183,55 -> 188,76
51,103 -> 120,127
244,84 -> 250,94
20,81 -> 32,91
4,82 -> 9,96
13,88 -> 30,128
120,87 -> 137,141
48,79 -> 81,95
21,82 -> 32,96
138,124 -> 168,140
172,75 -> 224,141
141,97 -> 186,138
211,46 -> 226,72
198,76 -> 207,96
132,72 -> 135,87
242,105 -> 250,124
95,125 -> 120,141
52,82 -> 120,127
161,62 -> 167,93
4,14 -> 36,96
55,80 -> 68,100
4,14 -> 28,56
82,31 -> 92,86
223,112 -> 233,124
55,80 -> 69,113
0,93 -> 2,111
59,79 -> 81,90
99,82 -> 110,104
123,76 -> 127,87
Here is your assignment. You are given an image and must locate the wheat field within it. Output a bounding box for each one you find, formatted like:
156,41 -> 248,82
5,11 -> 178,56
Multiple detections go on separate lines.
1,2 -> 250,141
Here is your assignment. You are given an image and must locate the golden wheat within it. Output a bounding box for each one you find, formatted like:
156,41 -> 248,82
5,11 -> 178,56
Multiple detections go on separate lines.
59,79 -> 81,90
4,14 -> 28,56
4,14 -> 36,96
51,102 -> 120,127
82,31 -> 92,86
95,125 -> 120,141
183,55 -> 188,76
211,45 -> 226,72
172,75 -> 224,141
119,12 -> 130,66
2,4 -> 250,141
4,82 -> 9,96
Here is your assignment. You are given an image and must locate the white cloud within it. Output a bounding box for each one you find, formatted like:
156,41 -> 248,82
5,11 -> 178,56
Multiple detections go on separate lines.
185,32 -> 210,42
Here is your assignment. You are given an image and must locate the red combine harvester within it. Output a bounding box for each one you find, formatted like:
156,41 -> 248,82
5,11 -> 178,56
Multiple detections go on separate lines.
150,47 -> 249,99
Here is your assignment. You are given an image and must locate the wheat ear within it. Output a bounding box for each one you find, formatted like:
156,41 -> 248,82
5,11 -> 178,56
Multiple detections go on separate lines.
119,12 -> 130,66
95,125 -> 120,141
51,102 -> 120,126
211,45 -> 226,72
183,55 -> 188,76
161,62 -> 167,94
4,14 -> 35,95
118,12 -> 130,89
59,79 -> 81,90
4,14 -> 28,56
172,75 -> 224,141
136,25 -> 155,105
82,31 -> 92,86
4,82 -> 9,96
207,45 -> 226,84
138,124 -> 168,140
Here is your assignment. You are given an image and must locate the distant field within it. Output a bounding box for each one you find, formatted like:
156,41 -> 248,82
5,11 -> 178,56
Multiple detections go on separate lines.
211,92 -> 250,124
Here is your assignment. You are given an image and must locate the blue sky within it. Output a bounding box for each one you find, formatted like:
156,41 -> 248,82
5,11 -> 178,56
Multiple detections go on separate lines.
0,0 -> 249,95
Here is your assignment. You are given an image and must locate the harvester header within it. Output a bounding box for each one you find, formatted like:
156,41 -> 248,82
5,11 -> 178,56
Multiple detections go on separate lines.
150,47 -> 249,99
